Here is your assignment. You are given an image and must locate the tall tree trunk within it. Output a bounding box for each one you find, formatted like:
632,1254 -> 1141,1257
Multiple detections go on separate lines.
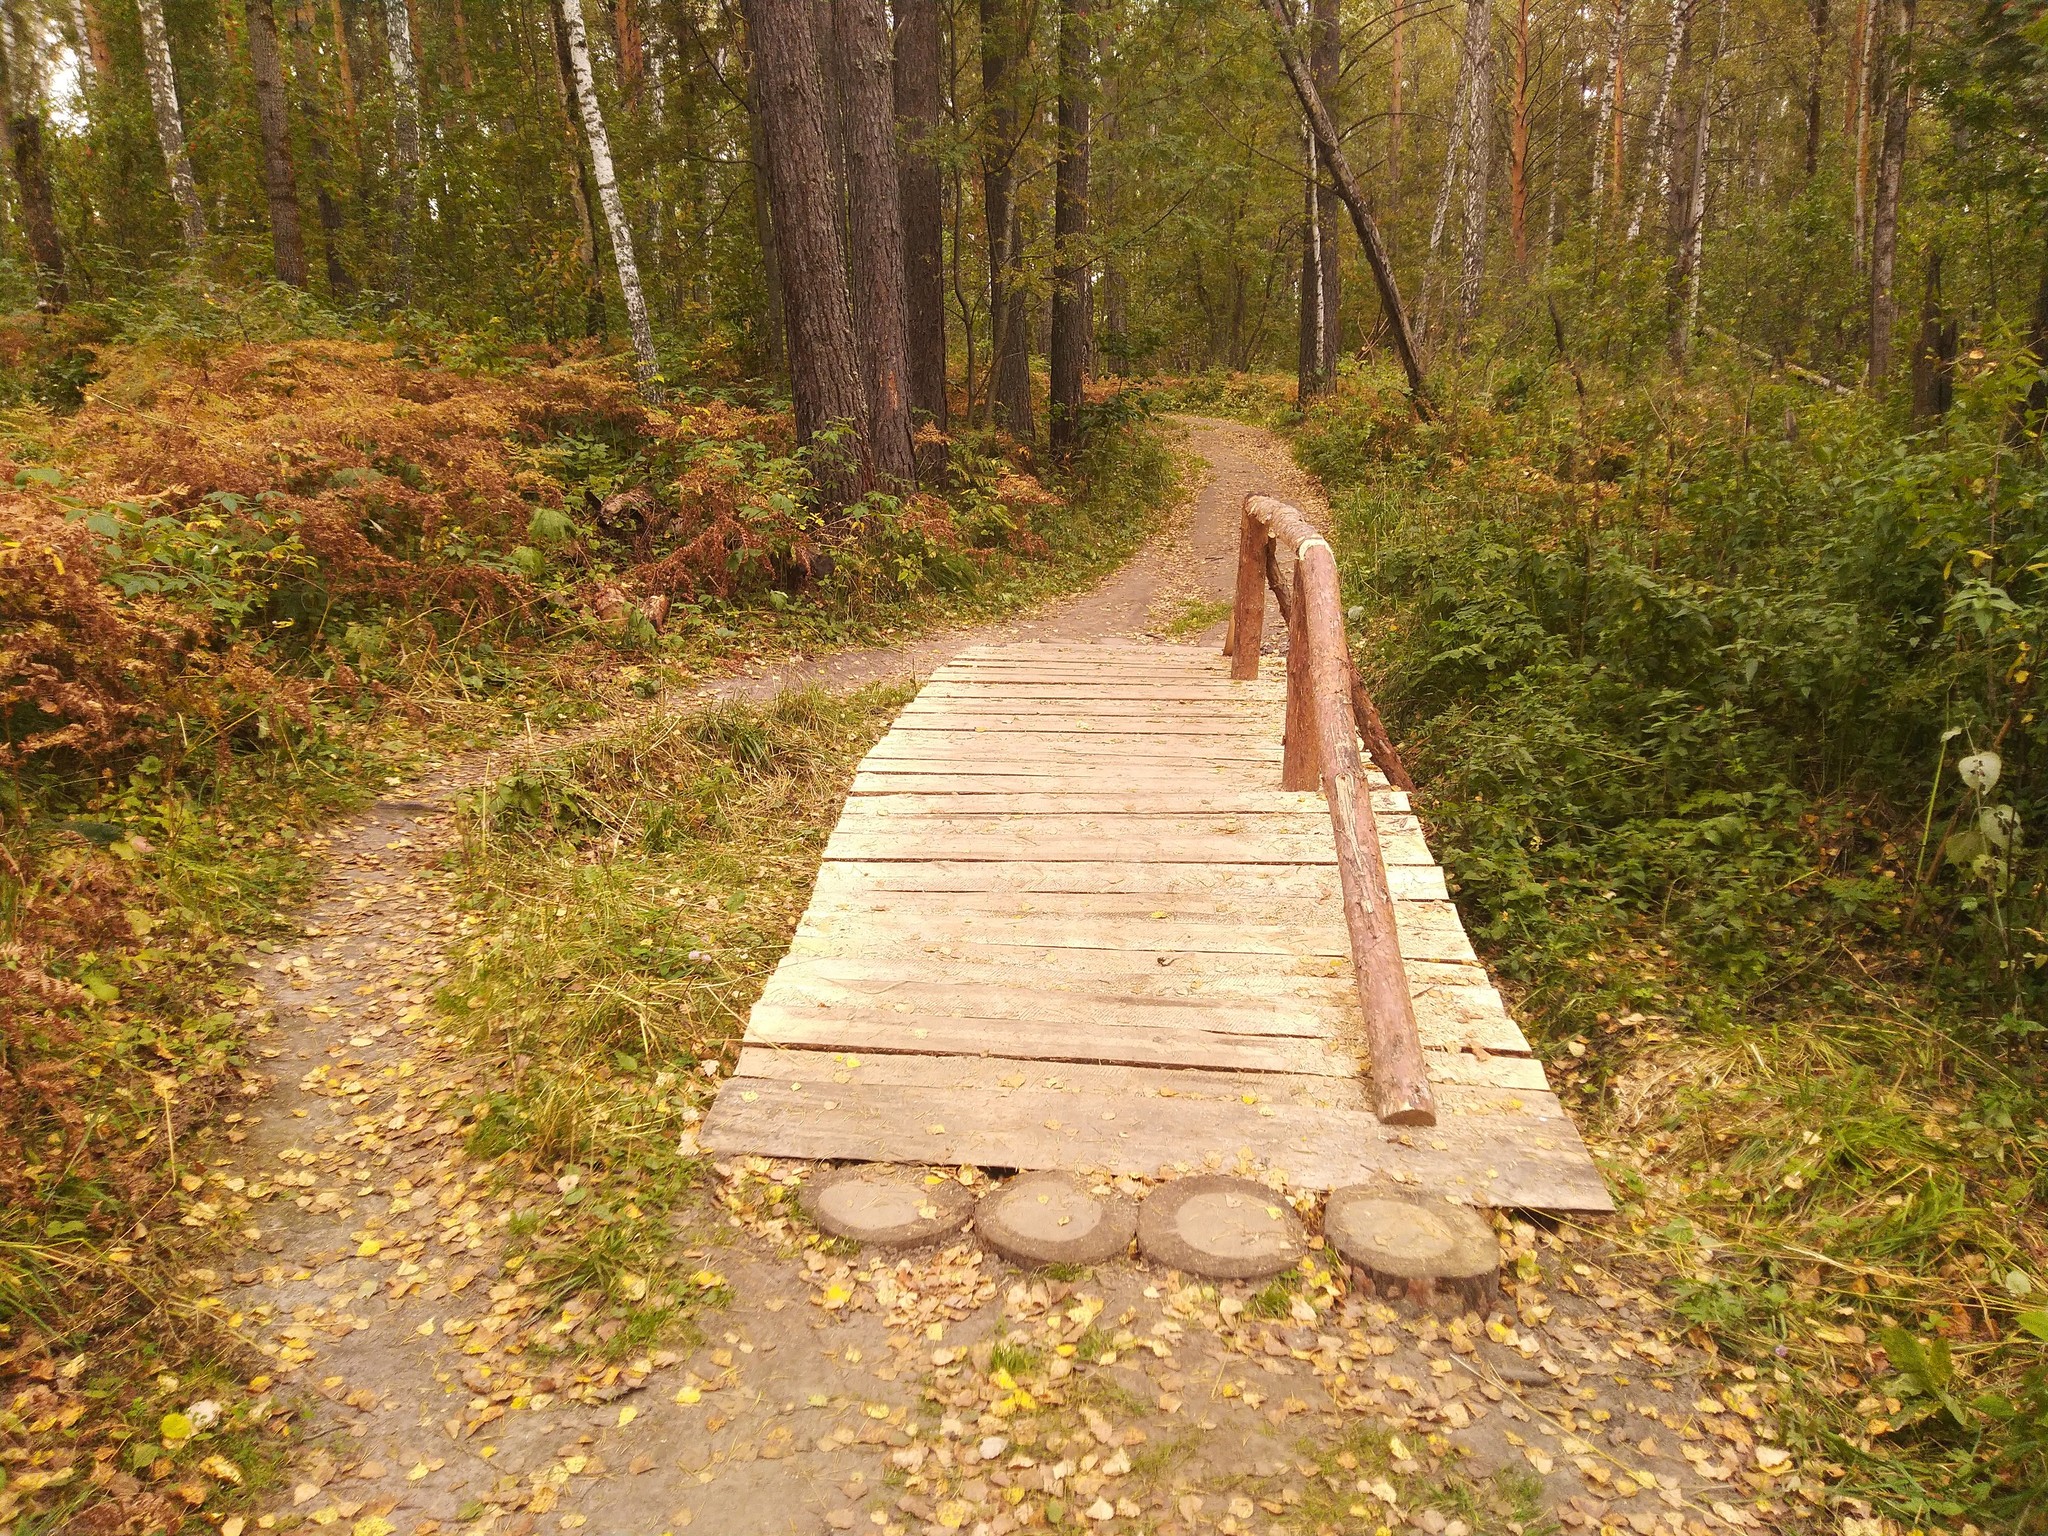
1049,0 -> 1091,451
893,0 -> 945,429
744,0 -> 872,502
136,0 -> 207,250
560,0 -> 663,399
1909,247 -> 1955,421
245,0 -> 309,285
1,2 -> 66,307
1671,0 -> 1725,361
980,0 -> 1033,440
79,0 -> 112,81
1455,0 -> 1492,322
382,0 -> 419,304
450,0 -> 474,87
1850,0 -> 1873,270
743,20 -> 786,372
1588,0 -> 1626,224
548,0 -> 607,337
1263,0 -> 1429,411
287,0 -> 353,294
1866,0 -> 1914,382
1802,0 -> 1827,178
1626,0 -> 1690,241
615,0 -> 643,100
1386,0 -> 1402,178
329,0 -> 357,121
2018,232 -> 2048,446
1507,0 -> 1529,265
1426,0 -> 1483,260
831,0 -> 915,479
1296,0 -> 1340,403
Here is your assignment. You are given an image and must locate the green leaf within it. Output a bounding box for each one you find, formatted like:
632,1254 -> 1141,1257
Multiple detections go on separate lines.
2015,1309 -> 2048,1342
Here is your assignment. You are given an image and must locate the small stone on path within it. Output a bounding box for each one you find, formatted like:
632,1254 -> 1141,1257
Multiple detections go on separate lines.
974,1172 -> 1135,1268
1137,1175 -> 1305,1280
798,1165 -> 974,1249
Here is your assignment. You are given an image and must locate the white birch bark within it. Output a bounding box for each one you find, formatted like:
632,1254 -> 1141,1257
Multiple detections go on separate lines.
1588,0 -> 1627,220
1456,0 -> 1493,320
383,0 -> 419,304
1626,0 -> 1692,240
136,0 -> 206,250
66,0 -> 95,87
559,0 -> 662,399
1674,0 -> 1727,360
1427,0 -> 1487,257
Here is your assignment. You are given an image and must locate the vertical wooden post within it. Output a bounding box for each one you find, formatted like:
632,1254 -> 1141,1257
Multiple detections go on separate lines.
1226,504 -> 1268,678
1282,560 -> 1316,790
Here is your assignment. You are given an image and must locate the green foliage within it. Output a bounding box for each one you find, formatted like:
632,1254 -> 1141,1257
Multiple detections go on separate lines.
1303,345 -> 2048,1527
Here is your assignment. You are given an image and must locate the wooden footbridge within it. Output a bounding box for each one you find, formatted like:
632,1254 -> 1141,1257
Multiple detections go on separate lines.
703,497 -> 1610,1211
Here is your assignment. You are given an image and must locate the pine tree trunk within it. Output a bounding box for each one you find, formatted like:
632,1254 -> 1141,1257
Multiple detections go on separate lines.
1049,0 -> 1092,452
245,0 -> 309,285
329,0 -> 356,121
1,3 -> 67,308
1455,0 -> 1492,322
2025,235 -> 2048,444
744,21 -> 787,373
548,0 -> 608,337
1802,0 -> 1827,178
893,0 -> 946,429
615,0 -> 643,101
1866,0 -> 1914,383
287,0 -> 352,294
382,0 -> 419,304
831,0 -> 915,480
450,0 -> 474,88
559,0 -> 663,399
1508,0 -> 1529,265
1626,0 -> 1691,241
80,0 -> 112,81
137,0 -> 207,250
981,0 -> 1033,441
744,0 -> 872,502
1296,0 -> 1340,404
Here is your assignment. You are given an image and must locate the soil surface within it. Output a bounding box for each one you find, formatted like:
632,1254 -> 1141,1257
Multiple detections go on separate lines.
201,420 -> 1796,1536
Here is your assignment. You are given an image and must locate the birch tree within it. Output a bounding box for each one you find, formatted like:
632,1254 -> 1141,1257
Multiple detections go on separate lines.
2,0 -> 66,306
1867,0 -> 1916,380
1626,0 -> 1692,241
1588,0 -> 1628,224
136,0 -> 206,251
558,0 -> 663,399
383,0 -> 419,305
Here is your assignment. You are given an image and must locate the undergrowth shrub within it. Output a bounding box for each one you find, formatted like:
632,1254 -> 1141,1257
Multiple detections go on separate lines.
1308,346 -> 2048,1525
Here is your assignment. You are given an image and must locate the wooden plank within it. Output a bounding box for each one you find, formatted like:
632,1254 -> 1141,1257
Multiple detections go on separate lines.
809,860 -> 1438,899
761,959 -> 1532,1053
700,1076 -> 1612,1210
732,1045 -> 1548,1106
824,829 -> 1433,866
901,699 -> 1283,718
743,1006 -> 1360,1075
792,900 -> 1478,964
804,869 -> 1440,914
840,790 -> 1411,815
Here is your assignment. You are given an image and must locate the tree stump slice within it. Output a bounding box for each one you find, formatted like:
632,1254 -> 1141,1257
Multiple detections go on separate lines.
975,1171 -> 1136,1268
1137,1174 -> 1306,1280
1323,1184 -> 1500,1312
798,1165 -> 973,1250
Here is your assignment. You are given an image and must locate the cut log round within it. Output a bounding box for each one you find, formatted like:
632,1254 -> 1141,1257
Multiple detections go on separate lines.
1322,1183 -> 1500,1312
798,1165 -> 973,1249
1137,1174 -> 1306,1280
975,1171 -> 1136,1268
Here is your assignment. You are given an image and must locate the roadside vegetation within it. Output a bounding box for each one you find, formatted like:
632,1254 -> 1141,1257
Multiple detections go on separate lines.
1276,328 -> 2048,1529
0,284 -> 1176,1530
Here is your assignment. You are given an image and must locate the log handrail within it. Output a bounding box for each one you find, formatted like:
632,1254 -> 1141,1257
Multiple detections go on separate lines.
1223,493 -> 1436,1127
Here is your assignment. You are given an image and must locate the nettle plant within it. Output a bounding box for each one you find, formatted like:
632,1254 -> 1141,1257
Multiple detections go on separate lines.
1935,743 -> 2035,1025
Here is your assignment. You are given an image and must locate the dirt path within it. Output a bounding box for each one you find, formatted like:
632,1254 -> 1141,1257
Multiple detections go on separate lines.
196,421 -> 1780,1536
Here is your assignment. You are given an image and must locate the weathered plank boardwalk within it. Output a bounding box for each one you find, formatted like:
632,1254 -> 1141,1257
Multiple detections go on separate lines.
702,635 -> 1611,1212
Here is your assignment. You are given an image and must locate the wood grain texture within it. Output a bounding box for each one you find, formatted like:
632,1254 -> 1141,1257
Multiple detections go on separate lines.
701,640 -> 1610,1212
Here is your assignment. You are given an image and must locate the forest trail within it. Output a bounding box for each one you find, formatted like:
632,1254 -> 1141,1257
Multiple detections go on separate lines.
204,421 -> 1751,1536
